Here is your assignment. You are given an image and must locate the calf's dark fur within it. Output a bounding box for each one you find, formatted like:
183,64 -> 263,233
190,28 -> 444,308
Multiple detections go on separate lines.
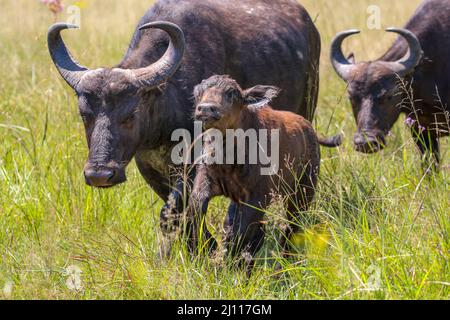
186,75 -> 321,266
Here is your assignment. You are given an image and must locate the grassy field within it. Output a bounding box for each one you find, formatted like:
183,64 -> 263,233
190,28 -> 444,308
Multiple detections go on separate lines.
0,0 -> 448,300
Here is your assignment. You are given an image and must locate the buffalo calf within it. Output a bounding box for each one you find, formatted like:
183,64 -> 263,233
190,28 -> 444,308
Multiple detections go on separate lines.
185,75 -> 322,268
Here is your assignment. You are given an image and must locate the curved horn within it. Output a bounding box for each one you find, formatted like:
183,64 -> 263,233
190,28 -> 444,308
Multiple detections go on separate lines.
330,29 -> 360,81
47,23 -> 90,90
385,28 -> 423,76
131,21 -> 186,88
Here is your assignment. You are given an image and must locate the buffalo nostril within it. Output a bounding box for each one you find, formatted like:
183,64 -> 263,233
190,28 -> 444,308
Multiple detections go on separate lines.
354,134 -> 366,146
198,103 -> 218,113
84,168 -> 116,187
105,169 -> 116,181
354,133 -> 385,154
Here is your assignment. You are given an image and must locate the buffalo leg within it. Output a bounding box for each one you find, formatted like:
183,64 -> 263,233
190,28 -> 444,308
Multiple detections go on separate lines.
225,199 -> 266,272
160,178 -> 189,234
185,167 -> 218,254
223,201 -> 239,245
278,204 -> 302,259
136,163 -> 172,201
185,197 -> 217,254
139,166 -> 213,256
136,162 -> 187,233
160,167 -> 215,234
279,200 -> 310,259
279,171 -> 317,259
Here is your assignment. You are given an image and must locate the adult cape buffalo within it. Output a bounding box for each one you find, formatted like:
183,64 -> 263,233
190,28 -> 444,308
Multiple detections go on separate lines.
331,0 -> 449,168
48,0 -> 332,249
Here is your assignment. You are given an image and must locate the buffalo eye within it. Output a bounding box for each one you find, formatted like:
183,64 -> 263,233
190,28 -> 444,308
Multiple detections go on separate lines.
385,95 -> 394,102
348,95 -> 359,106
80,112 -> 94,125
121,114 -> 135,128
224,90 -> 235,101
375,94 -> 392,105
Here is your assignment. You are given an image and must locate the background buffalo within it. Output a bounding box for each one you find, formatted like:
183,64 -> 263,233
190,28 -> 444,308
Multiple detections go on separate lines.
331,0 -> 449,169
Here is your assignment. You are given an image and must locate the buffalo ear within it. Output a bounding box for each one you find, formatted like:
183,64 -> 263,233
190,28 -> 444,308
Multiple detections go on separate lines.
347,52 -> 356,64
243,85 -> 281,108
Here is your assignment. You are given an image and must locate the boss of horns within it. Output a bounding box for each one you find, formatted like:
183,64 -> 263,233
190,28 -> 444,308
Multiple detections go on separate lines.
330,28 -> 423,80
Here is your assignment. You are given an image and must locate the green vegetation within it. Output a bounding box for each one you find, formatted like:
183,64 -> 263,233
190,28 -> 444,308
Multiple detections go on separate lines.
0,0 -> 448,299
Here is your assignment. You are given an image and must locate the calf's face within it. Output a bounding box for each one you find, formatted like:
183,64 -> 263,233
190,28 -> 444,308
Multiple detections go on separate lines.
194,75 -> 280,130
194,78 -> 242,130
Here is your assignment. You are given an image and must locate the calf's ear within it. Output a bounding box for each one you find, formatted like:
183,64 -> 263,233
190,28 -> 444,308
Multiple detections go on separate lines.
243,85 -> 281,108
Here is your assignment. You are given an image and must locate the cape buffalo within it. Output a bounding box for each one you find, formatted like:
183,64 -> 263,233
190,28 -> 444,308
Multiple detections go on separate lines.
331,0 -> 449,168
47,0 -> 333,247
188,75 -> 321,266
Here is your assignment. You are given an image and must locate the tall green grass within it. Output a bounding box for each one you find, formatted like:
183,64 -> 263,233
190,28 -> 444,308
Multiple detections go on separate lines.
0,0 -> 448,299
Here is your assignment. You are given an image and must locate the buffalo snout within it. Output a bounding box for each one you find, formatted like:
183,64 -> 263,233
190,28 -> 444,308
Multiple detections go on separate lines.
84,165 -> 126,188
354,132 -> 386,154
195,103 -> 221,122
